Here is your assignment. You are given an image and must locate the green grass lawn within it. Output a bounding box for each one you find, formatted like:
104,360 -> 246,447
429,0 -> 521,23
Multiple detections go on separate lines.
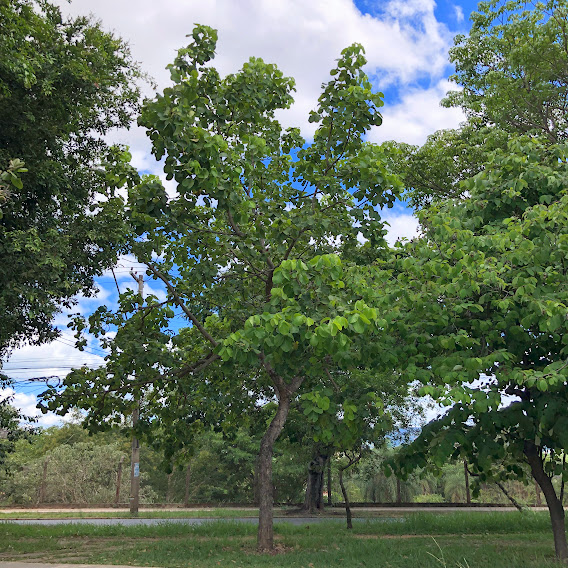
0,512 -> 561,567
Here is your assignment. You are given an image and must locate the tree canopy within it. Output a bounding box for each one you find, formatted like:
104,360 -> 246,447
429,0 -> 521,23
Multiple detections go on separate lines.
386,0 -> 568,560
41,24 -> 414,551
0,0 -> 142,355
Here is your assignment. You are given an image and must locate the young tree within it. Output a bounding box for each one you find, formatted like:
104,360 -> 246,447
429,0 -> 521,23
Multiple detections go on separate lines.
42,25 -> 405,551
0,0 -> 142,356
297,368 -> 417,513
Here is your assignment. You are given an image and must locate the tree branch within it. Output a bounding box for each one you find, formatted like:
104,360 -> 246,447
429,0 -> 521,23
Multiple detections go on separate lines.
147,263 -> 219,348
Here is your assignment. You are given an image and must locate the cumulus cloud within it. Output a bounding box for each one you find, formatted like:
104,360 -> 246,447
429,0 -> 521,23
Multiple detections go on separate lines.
369,79 -> 466,145
454,5 -> 465,23
1,387 -> 74,428
382,212 -> 421,245
54,0 -> 456,158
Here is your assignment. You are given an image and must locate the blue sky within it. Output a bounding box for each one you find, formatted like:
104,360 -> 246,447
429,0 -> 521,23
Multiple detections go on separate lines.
3,0 -> 482,425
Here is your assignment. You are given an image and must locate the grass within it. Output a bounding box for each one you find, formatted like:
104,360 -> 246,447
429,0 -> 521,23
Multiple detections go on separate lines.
0,511 -> 561,567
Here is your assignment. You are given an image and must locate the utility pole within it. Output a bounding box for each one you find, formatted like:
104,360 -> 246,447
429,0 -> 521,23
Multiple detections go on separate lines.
129,271 -> 144,516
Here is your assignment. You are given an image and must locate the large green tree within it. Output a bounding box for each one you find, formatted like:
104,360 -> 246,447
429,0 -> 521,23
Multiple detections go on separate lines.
42,25 -> 407,551
390,136 -> 568,560
0,0 -> 142,355
383,1 -> 568,560
445,0 -> 568,143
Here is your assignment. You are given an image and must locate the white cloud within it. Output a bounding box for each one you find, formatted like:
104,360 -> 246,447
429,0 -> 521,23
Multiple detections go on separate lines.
2,333 -> 106,427
369,79 -> 465,145
1,387 -> 73,428
2,338 -> 105,382
54,0 -> 455,150
382,212 -> 420,245
454,5 -> 465,23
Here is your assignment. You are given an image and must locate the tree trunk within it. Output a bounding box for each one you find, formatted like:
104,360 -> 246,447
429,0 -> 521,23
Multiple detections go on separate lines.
257,391 -> 293,552
496,481 -> 523,512
184,462 -> 191,507
303,450 -> 328,512
166,470 -> 174,503
525,441 -> 568,561
464,460 -> 471,504
338,467 -> 352,529
396,477 -> 402,504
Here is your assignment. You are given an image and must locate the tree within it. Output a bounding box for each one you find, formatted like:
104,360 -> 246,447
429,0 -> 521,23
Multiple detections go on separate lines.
385,3 -> 568,559
0,0 -> 142,355
296,368 -> 418,513
42,25 -> 406,551
390,0 -> 568,212
444,0 -> 568,144
0,400 -> 33,473
388,136 -> 568,560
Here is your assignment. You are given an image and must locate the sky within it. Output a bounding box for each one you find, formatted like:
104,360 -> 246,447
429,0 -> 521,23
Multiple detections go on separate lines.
3,0 -> 481,426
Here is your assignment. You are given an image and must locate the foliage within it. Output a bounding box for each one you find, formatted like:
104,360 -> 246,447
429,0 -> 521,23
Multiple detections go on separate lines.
393,0 -> 568,210
386,125 -> 507,210
0,0 -> 142,354
40,24 -> 408,549
444,0 -> 568,143
1,440 -> 141,505
0,159 -> 27,216
0,401 -> 33,473
389,135 -> 568,556
385,3 -> 568,557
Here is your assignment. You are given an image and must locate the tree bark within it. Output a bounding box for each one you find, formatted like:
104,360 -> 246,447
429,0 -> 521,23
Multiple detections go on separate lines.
257,388 -> 294,552
524,441 -> 568,561
303,449 -> 328,512
338,466 -> 352,529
